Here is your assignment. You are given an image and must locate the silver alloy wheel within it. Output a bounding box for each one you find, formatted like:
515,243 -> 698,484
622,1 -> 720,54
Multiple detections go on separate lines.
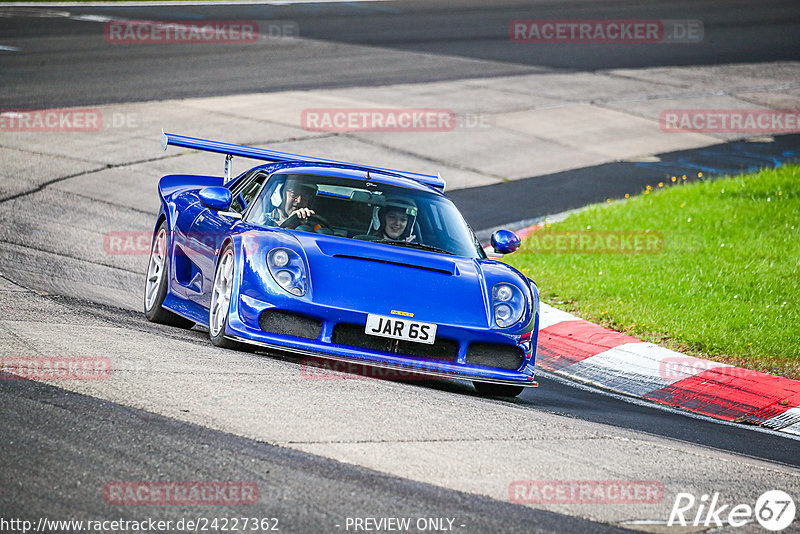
144,228 -> 167,311
210,249 -> 234,337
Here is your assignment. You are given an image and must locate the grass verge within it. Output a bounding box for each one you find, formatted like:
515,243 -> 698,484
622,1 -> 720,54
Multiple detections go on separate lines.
506,164 -> 799,379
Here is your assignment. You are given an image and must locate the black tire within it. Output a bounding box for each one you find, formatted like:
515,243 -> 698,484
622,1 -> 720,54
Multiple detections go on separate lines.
209,243 -> 246,350
473,381 -> 525,398
144,221 -> 194,328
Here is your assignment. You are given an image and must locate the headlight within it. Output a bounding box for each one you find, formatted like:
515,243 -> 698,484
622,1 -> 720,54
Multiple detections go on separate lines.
492,283 -> 524,328
268,248 -> 307,296
272,249 -> 289,268
495,284 -> 513,302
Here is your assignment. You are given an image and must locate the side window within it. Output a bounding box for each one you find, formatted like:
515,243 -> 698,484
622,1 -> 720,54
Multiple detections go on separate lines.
245,175 -> 286,226
230,172 -> 268,213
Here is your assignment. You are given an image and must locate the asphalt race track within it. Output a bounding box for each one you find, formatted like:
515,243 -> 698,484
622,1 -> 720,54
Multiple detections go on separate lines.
2,0 -> 800,108
1,1 -> 799,533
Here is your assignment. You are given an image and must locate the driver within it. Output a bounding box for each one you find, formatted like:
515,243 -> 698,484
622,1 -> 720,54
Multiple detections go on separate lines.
375,196 -> 417,242
271,179 -> 316,226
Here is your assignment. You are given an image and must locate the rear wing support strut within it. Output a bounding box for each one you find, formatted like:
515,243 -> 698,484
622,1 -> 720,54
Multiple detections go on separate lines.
224,154 -> 233,181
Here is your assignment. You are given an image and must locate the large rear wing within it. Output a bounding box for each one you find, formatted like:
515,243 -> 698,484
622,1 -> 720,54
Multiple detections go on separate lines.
161,131 -> 446,191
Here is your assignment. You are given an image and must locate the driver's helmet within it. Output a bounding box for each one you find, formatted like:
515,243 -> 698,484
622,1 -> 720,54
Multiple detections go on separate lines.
283,178 -> 316,205
270,176 -> 317,212
372,195 -> 418,241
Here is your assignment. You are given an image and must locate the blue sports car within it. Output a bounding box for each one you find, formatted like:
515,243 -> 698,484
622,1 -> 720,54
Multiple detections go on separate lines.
145,132 -> 539,397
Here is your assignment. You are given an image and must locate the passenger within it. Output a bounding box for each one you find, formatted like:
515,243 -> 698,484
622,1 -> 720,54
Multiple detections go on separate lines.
375,197 -> 417,242
271,179 -> 316,226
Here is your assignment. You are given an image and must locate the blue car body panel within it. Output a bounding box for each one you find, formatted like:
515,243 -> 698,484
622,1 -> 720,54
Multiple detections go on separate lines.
151,135 -> 539,386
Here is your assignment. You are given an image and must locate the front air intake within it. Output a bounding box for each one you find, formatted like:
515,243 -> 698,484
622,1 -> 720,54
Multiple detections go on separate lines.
466,342 -> 525,371
259,310 -> 322,340
332,323 -> 458,362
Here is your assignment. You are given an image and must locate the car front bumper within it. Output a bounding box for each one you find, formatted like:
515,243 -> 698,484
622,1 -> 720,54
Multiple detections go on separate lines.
226,292 -> 538,386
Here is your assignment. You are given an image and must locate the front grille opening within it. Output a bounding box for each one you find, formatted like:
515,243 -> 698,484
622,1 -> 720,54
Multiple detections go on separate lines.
332,323 -> 458,362
259,310 -> 322,340
466,342 -> 525,371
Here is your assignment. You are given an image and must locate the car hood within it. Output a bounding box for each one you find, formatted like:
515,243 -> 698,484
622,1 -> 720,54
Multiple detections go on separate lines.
296,234 -> 502,329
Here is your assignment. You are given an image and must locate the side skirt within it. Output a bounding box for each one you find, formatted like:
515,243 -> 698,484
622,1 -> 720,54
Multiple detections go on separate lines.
163,293 -> 209,327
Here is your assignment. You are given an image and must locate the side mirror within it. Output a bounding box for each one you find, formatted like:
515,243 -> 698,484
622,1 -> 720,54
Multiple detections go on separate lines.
491,229 -> 521,255
198,186 -> 232,211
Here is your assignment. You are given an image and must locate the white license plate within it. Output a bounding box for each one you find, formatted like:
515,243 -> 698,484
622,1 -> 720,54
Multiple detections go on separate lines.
365,314 -> 437,345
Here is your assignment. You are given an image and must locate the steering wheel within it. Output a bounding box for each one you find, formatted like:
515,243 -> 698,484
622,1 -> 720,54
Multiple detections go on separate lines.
279,212 -> 331,231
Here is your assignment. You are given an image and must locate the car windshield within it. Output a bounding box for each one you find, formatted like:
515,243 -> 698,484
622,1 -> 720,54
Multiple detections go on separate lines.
245,173 -> 484,258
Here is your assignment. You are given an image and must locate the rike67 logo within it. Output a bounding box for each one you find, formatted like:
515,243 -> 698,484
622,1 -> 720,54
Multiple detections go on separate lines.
669,490 -> 795,531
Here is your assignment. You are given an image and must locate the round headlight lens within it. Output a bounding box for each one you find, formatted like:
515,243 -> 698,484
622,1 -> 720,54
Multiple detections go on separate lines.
495,303 -> 512,323
275,270 -> 293,287
271,249 -> 289,268
495,284 -> 513,302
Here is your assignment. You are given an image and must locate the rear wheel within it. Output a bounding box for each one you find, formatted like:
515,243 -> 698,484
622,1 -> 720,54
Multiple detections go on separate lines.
473,381 -> 525,398
144,222 -> 194,328
209,243 -> 244,350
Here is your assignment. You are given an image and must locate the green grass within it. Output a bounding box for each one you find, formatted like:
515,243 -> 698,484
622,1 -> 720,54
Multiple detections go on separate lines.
506,164 -> 800,379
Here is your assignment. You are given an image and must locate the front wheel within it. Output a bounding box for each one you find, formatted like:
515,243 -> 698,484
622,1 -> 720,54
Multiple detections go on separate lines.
144,222 -> 194,328
209,243 -> 244,350
473,381 -> 525,398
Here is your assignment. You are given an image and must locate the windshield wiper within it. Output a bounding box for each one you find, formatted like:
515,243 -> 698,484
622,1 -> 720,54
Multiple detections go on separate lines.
375,240 -> 455,255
